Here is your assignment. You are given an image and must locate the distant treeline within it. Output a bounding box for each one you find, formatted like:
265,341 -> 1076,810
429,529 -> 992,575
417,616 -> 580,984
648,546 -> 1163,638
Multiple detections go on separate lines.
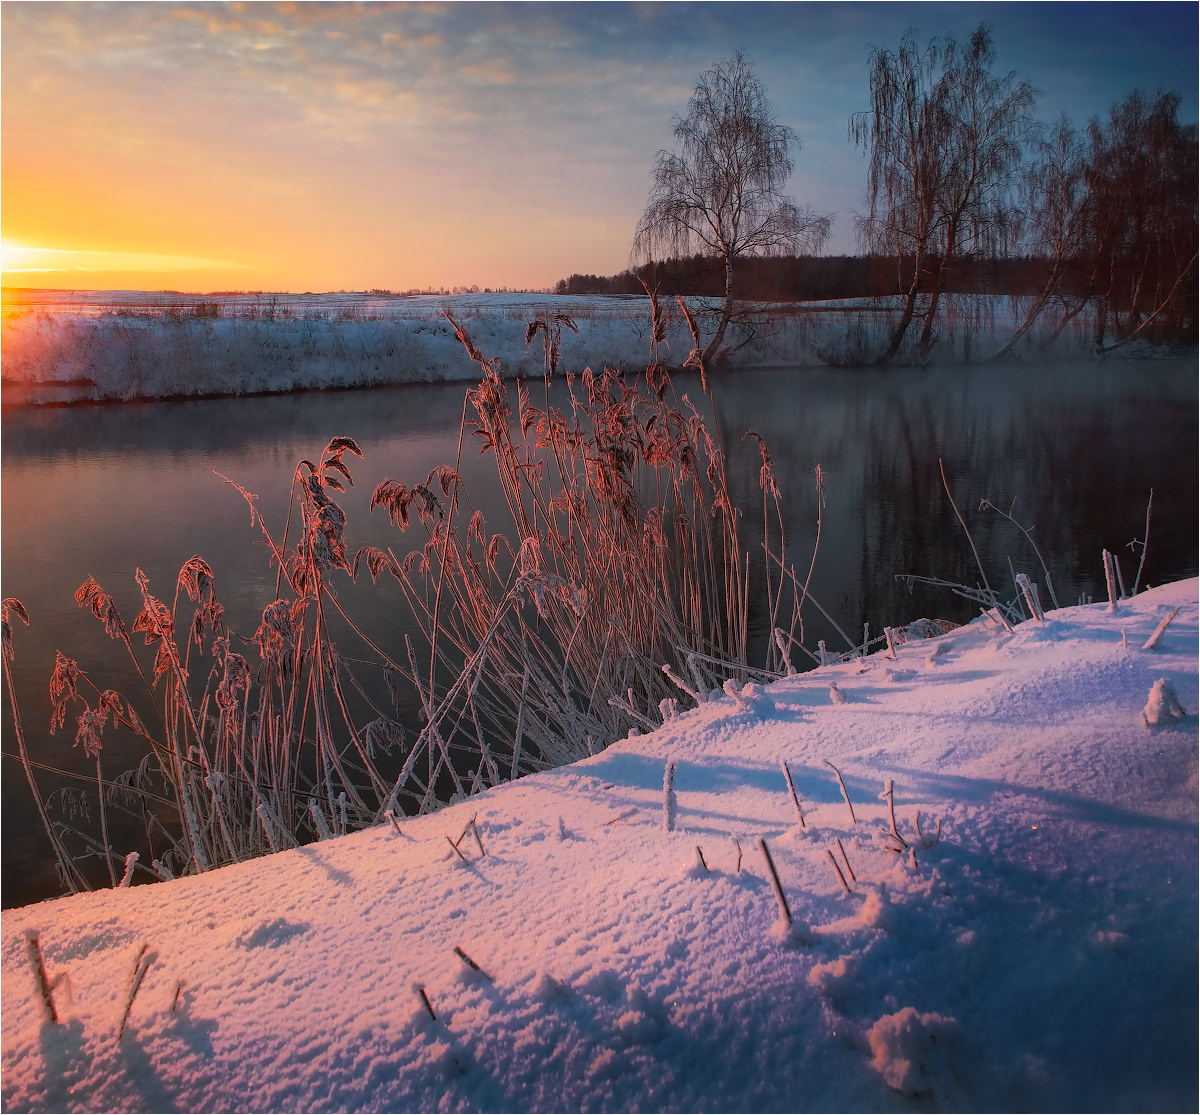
555,254 -> 1110,302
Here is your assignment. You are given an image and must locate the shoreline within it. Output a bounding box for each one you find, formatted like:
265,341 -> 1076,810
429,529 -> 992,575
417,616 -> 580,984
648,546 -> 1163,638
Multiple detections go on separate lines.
3,578 -> 1196,1110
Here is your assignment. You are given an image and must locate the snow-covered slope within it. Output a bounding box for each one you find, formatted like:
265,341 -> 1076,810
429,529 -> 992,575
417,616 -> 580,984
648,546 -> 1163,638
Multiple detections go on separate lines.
1,291 -> 1097,404
2,581 -> 1196,1112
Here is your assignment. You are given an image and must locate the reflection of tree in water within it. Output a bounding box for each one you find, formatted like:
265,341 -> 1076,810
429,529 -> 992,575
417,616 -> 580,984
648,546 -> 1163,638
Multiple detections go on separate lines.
716,362 -> 1196,660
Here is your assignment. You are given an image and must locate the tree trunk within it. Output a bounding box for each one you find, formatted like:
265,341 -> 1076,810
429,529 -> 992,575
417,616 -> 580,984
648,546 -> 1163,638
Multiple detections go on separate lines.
987,257 -> 1066,361
1037,296 -> 1092,351
917,285 -> 942,353
701,255 -> 736,368
874,252 -> 925,364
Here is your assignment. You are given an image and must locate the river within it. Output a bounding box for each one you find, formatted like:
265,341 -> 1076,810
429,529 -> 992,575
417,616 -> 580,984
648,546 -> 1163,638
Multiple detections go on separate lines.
3,358 -> 1195,906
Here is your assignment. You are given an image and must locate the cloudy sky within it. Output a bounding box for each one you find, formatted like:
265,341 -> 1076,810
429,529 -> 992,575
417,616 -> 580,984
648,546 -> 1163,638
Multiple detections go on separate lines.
2,2 -> 1196,292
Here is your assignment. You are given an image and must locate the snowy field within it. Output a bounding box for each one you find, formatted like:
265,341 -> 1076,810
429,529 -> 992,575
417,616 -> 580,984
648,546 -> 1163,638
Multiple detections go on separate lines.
0,289 -> 1099,403
2,579 -> 1196,1112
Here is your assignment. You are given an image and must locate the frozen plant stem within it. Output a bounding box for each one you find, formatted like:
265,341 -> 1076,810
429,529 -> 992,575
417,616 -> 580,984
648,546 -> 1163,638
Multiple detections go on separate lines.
940,459 -> 1000,611
416,985 -> 437,1020
24,932 -> 58,1025
836,837 -> 857,882
118,851 -> 139,888
781,760 -> 806,828
1015,573 -> 1044,622
826,849 -> 851,893
453,946 -> 492,981
882,780 -> 907,848
663,759 -> 678,833
758,838 -> 792,925
445,835 -> 468,863
1102,550 -> 1119,613
118,943 -> 152,1041
1142,606 -> 1181,651
470,817 -> 486,857
825,760 -> 856,824
1130,489 -> 1153,596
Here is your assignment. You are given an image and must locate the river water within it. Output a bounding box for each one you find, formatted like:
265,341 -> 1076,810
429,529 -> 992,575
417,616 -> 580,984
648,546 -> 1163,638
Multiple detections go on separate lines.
3,358 -> 1196,907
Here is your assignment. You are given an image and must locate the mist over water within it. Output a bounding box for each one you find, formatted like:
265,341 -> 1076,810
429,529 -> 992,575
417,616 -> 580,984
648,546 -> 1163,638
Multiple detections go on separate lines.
3,359 -> 1195,906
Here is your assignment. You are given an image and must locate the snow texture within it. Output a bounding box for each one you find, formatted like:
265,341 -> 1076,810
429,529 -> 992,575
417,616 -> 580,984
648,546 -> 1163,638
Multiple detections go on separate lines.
0,290 -> 1099,405
1,581 -> 1197,1112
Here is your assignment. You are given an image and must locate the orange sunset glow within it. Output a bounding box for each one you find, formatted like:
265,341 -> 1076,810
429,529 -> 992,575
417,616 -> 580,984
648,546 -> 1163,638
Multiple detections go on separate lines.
3,2 -> 1196,292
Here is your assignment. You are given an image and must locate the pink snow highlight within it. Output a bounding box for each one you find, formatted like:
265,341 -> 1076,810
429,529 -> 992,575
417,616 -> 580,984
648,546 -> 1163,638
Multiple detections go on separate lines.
1,579 -> 1196,1111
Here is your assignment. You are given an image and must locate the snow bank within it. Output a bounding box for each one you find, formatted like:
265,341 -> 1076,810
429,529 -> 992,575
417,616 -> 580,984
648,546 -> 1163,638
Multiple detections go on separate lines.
2,580 -> 1196,1112
1,290 -> 1099,404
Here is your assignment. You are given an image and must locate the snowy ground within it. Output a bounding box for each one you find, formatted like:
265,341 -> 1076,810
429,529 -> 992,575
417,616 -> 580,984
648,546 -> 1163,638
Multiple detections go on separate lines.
2,580 -> 1196,1113
0,290 -> 1098,404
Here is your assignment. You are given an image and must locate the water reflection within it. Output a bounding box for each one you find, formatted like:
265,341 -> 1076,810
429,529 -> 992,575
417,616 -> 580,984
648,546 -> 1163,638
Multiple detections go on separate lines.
715,361 -> 1197,655
3,359 -> 1195,906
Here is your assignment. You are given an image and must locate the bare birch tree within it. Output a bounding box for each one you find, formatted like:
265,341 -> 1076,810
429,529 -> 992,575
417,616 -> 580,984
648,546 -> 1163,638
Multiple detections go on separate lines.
1085,90 -> 1197,352
632,52 -> 830,368
851,25 -> 1035,363
988,116 -> 1092,359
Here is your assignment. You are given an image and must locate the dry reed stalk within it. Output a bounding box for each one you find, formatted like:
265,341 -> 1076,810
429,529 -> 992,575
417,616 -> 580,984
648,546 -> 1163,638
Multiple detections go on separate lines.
453,946 -> 492,981
1130,489 -> 1153,596
836,837 -> 857,882
24,932 -> 58,1025
445,836 -> 469,863
1014,573 -> 1045,622
939,459 -> 1003,618
824,760 -> 856,825
1103,550 -> 1119,612
978,498 -> 1061,609
17,294 -> 823,894
118,943 -> 152,1040
758,837 -> 792,925
4,600 -> 90,894
780,760 -> 806,828
1142,606 -> 1182,651
416,985 -> 437,1020
826,849 -> 851,893
695,846 -> 709,872
663,760 -> 678,833
881,779 -> 907,848
469,817 -> 486,857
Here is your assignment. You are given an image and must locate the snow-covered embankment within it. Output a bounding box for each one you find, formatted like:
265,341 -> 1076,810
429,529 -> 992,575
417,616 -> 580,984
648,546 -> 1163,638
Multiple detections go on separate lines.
1,290 -> 1097,404
2,580 -> 1196,1111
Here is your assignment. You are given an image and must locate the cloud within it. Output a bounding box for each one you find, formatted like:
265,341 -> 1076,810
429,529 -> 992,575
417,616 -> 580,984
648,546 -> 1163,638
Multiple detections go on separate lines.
2,2 -> 1194,284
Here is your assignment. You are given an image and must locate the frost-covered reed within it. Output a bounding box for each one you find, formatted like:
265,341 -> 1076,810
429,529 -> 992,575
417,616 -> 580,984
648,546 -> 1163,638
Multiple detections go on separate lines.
4,301 -> 825,893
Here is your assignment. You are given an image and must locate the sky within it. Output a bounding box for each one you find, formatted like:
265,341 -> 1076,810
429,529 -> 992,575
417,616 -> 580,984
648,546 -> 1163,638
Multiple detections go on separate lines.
2,1 -> 1196,293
